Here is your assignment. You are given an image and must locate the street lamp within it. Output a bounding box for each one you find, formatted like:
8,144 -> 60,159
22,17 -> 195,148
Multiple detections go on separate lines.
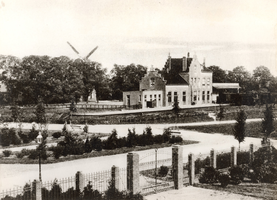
36,131 -> 43,181
155,148 -> 158,193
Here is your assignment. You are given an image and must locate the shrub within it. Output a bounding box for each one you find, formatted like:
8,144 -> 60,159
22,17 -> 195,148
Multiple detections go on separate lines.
229,165 -> 244,184
199,166 -> 219,184
52,132 -> 62,139
217,152 -> 231,169
28,128 -> 39,141
162,128 -> 171,142
3,150 -> 12,157
257,163 -> 277,183
169,136 -> 183,144
194,156 -> 210,174
159,165 -> 169,177
0,128 -> 11,146
153,134 -> 164,144
218,173 -> 230,187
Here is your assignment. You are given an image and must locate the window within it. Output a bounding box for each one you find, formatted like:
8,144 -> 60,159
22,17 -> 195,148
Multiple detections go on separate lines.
183,91 -> 186,102
207,91 -> 210,101
144,95 -> 147,101
168,92 -> 172,102
193,91 -> 197,101
198,91 -> 200,101
207,78 -> 210,86
150,95 -> 152,101
174,92 -> 178,101
154,94 -> 156,100
202,78 -> 205,86
150,77 -> 155,86
158,94 -> 161,101
202,91 -> 205,101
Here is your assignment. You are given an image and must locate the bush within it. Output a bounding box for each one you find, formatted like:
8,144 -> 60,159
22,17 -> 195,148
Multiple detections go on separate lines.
257,163 -> 277,183
199,166 -> 219,184
0,128 -> 11,146
229,165 -> 244,184
217,152 -> 231,169
52,132 -> 62,139
169,136 -> 183,144
3,150 -> 12,157
194,156 -> 210,174
218,173 -> 230,187
159,165 -> 169,177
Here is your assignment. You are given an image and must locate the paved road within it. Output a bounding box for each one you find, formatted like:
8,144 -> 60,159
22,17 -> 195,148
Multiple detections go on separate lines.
1,118 -> 272,191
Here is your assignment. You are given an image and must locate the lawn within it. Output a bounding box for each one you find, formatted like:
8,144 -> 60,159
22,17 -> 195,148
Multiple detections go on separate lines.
195,182 -> 277,200
178,121 -> 277,140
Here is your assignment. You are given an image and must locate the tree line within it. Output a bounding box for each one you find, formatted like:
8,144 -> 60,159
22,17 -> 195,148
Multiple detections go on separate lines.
1,55 -> 276,105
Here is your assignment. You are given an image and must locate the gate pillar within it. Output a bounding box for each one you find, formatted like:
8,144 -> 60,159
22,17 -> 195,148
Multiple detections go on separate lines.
172,145 -> 183,189
127,152 -> 140,194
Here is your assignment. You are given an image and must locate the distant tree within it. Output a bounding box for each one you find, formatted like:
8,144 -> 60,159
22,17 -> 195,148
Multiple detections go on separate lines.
207,66 -> 226,83
10,103 -> 21,122
144,126 -> 154,145
262,104 -> 275,142
226,66 -> 251,92
35,99 -> 46,124
217,105 -> 225,121
172,98 -> 180,118
126,128 -> 137,147
253,66 -> 273,89
233,109 -> 247,151
105,129 -> 119,149
110,64 -> 147,100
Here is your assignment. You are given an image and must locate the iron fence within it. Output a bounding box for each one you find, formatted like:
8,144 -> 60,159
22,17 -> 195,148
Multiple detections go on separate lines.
0,182 -> 33,200
84,170 -> 111,193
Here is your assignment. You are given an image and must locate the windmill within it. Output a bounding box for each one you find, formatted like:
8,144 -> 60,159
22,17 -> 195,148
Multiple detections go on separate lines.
67,41 -> 98,61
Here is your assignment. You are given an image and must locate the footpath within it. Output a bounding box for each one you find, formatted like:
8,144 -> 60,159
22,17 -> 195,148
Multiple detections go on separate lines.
145,186 -> 262,200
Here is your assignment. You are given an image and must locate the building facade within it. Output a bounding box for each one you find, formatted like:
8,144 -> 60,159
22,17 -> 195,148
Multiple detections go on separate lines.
123,53 -> 239,108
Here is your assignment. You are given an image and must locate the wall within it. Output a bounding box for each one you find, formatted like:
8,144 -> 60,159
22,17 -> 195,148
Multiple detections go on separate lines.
165,85 -> 189,107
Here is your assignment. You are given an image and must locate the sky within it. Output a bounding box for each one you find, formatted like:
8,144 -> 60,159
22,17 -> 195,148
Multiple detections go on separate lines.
0,0 -> 277,75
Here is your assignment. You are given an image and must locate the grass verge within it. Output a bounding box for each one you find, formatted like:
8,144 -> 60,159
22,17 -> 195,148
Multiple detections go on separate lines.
178,121 -> 277,140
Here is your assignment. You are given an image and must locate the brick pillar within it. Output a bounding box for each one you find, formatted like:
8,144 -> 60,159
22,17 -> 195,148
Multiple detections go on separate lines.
210,149 -> 217,168
249,143 -> 254,166
76,171 -> 85,193
111,165 -> 120,190
231,146 -> 237,167
33,180 -> 42,200
127,152 -> 140,194
172,145 -> 183,189
188,153 -> 195,185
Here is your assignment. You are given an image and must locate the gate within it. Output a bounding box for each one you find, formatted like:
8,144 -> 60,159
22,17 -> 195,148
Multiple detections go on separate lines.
139,148 -> 174,195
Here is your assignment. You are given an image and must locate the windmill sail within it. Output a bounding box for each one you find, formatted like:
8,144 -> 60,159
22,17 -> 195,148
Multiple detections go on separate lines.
85,46 -> 98,60
67,41 -> 80,55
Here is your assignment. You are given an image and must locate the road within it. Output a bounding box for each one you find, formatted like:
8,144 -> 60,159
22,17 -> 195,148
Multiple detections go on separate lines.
1,118 -> 275,191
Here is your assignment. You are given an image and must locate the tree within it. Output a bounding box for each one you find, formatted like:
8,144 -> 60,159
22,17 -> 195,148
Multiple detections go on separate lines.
35,99 -> 46,124
207,66 -> 226,83
262,104 -> 275,142
233,109 -> 247,150
110,64 -> 147,100
105,129 -> 118,149
126,128 -> 137,147
217,105 -> 225,121
172,97 -> 180,117
10,103 -> 21,122
226,66 -> 251,92
253,66 -> 273,89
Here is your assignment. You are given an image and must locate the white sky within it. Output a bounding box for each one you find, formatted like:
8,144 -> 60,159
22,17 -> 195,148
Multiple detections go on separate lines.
0,0 -> 277,75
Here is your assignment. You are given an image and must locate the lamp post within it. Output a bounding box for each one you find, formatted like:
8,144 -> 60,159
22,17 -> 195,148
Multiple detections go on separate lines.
36,131 -> 43,181
155,148 -> 158,193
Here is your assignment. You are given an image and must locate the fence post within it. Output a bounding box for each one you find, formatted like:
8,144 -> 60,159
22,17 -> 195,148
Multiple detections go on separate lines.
249,143 -> 254,166
76,171 -> 85,193
111,165 -> 120,190
188,153 -> 195,185
210,149 -> 217,168
33,180 -> 42,200
231,146 -> 237,167
127,152 -> 140,194
172,145 -> 183,189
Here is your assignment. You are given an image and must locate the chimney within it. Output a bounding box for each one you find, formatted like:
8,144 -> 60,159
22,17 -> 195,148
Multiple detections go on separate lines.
182,57 -> 187,71
187,52 -> 190,58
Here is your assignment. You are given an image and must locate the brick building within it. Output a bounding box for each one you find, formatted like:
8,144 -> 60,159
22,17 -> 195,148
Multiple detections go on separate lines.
123,53 -> 239,108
